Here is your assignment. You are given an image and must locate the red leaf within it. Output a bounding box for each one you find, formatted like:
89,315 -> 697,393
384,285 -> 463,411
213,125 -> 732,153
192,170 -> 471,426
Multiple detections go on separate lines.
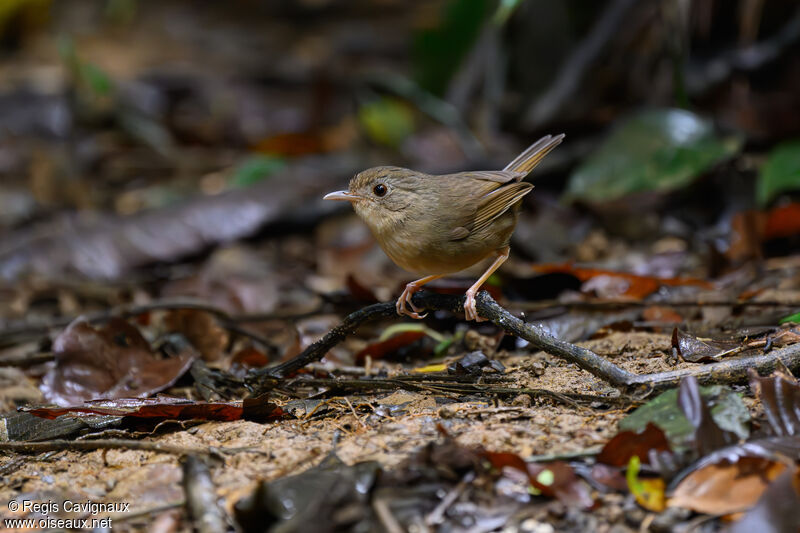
355,331 -> 428,363
26,396 -> 285,423
597,423 -> 670,466
532,263 -> 712,300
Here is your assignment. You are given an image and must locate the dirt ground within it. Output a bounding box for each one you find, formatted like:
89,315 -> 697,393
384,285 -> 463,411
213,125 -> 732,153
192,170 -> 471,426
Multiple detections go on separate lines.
0,330 -> 724,532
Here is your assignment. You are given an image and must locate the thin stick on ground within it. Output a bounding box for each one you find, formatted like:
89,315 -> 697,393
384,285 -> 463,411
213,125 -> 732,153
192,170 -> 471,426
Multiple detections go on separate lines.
0,438 -> 253,458
250,291 -> 800,394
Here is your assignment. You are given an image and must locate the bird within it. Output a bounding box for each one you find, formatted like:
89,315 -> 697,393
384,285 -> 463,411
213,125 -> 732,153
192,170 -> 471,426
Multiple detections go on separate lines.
323,134 -> 564,321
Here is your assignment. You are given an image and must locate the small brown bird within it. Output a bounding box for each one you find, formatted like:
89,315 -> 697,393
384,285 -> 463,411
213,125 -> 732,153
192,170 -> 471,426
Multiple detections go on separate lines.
324,134 -> 564,321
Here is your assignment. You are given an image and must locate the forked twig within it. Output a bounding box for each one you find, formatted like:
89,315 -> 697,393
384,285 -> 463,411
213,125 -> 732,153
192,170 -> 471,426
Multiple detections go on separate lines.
250,291 -> 800,395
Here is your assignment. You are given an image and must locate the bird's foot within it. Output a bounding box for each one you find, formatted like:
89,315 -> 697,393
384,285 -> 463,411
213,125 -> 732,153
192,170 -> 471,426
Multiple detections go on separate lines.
464,290 -> 485,322
396,283 -> 427,319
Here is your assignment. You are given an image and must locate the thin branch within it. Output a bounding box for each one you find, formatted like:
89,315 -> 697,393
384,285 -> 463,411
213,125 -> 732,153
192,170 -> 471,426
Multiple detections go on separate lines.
511,299 -> 800,311
249,291 -> 800,395
0,438 -> 254,458
182,455 -> 227,533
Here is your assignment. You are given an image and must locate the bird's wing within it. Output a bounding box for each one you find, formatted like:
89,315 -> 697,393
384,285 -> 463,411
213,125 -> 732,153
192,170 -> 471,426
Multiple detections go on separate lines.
442,134 -> 563,241
471,181 -> 533,234
447,180 -> 533,241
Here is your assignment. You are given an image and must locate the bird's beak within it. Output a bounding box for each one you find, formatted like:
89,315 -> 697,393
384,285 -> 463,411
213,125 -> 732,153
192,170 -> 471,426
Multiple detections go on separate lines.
323,190 -> 356,202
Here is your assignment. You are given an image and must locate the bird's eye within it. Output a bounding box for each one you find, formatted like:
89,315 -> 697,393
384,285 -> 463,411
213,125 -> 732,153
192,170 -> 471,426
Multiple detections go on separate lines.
373,184 -> 387,197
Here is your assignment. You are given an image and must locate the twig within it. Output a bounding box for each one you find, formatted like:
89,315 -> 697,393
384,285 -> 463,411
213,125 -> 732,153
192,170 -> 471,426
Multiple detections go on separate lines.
686,9 -> 800,95
182,455 -> 227,533
425,471 -> 475,526
511,299 -> 800,311
249,291 -> 800,395
0,438 -> 248,458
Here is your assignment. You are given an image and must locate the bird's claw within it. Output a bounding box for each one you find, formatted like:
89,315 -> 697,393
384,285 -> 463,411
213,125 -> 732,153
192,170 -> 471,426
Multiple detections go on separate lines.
396,284 -> 427,319
464,291 -> 486,322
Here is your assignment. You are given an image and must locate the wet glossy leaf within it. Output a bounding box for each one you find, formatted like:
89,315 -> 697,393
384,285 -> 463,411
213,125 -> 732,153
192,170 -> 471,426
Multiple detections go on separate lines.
672,328 -> 740,362
626,456 -> 666,512
40,318 -> 196,406
566,109 -> 742,203
758,139 -> 800,207
26,396 -> 285,423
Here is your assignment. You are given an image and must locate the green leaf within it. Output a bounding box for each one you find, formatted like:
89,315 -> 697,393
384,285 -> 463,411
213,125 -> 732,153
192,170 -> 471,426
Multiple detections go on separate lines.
81,63 -> 113,96
619,385 -> 749,451
230,156 -> 286,187
358,97 -> 415,148
757,140 -> 800,207
565,109 -> 742,203
626,456 -> 666,512
378,323 -> 445,343
779,311 -> 800,324
412,0 -> 490,95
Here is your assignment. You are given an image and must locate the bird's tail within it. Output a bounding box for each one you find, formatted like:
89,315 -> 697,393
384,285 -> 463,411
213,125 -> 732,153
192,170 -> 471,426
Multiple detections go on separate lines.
503,134 -> 565,174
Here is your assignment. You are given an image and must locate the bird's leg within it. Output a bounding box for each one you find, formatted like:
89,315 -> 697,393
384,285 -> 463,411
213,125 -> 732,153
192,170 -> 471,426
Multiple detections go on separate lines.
397,275 -> 443,319
464,246 -> 509,322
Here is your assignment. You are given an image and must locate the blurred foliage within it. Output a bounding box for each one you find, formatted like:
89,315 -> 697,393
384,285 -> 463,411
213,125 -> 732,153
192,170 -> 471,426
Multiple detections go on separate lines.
58,37 -> 113,99
230,156 -> 287,188
0,0 -> 49,37
104,0 -> 137,25
565,109 -> 742,203
779,311 -> 800,325
358,96 -> 415,148
412,0 -> 490,96
758,140 -> 800,207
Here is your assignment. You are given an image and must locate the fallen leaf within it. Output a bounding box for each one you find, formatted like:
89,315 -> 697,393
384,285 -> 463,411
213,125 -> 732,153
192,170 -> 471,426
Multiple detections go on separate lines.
355,331 -> 431,363
763,202 -> 800,240
597,423 -> 671,467
40,318 -> 196,406
642,306 -> 683,323
672,328 -> 740,362
26,395 -> 285,423
749,367 -> 800,437
669,456 -> 786,514
235,453 -> 380,533
164,309 -> 229,361
677,376 -> 738,455
532,263 -> 711,300
619,383 -> 749,451
728,465 -> 800,533
626,456 -> 666,512
485,451 -> 594,509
